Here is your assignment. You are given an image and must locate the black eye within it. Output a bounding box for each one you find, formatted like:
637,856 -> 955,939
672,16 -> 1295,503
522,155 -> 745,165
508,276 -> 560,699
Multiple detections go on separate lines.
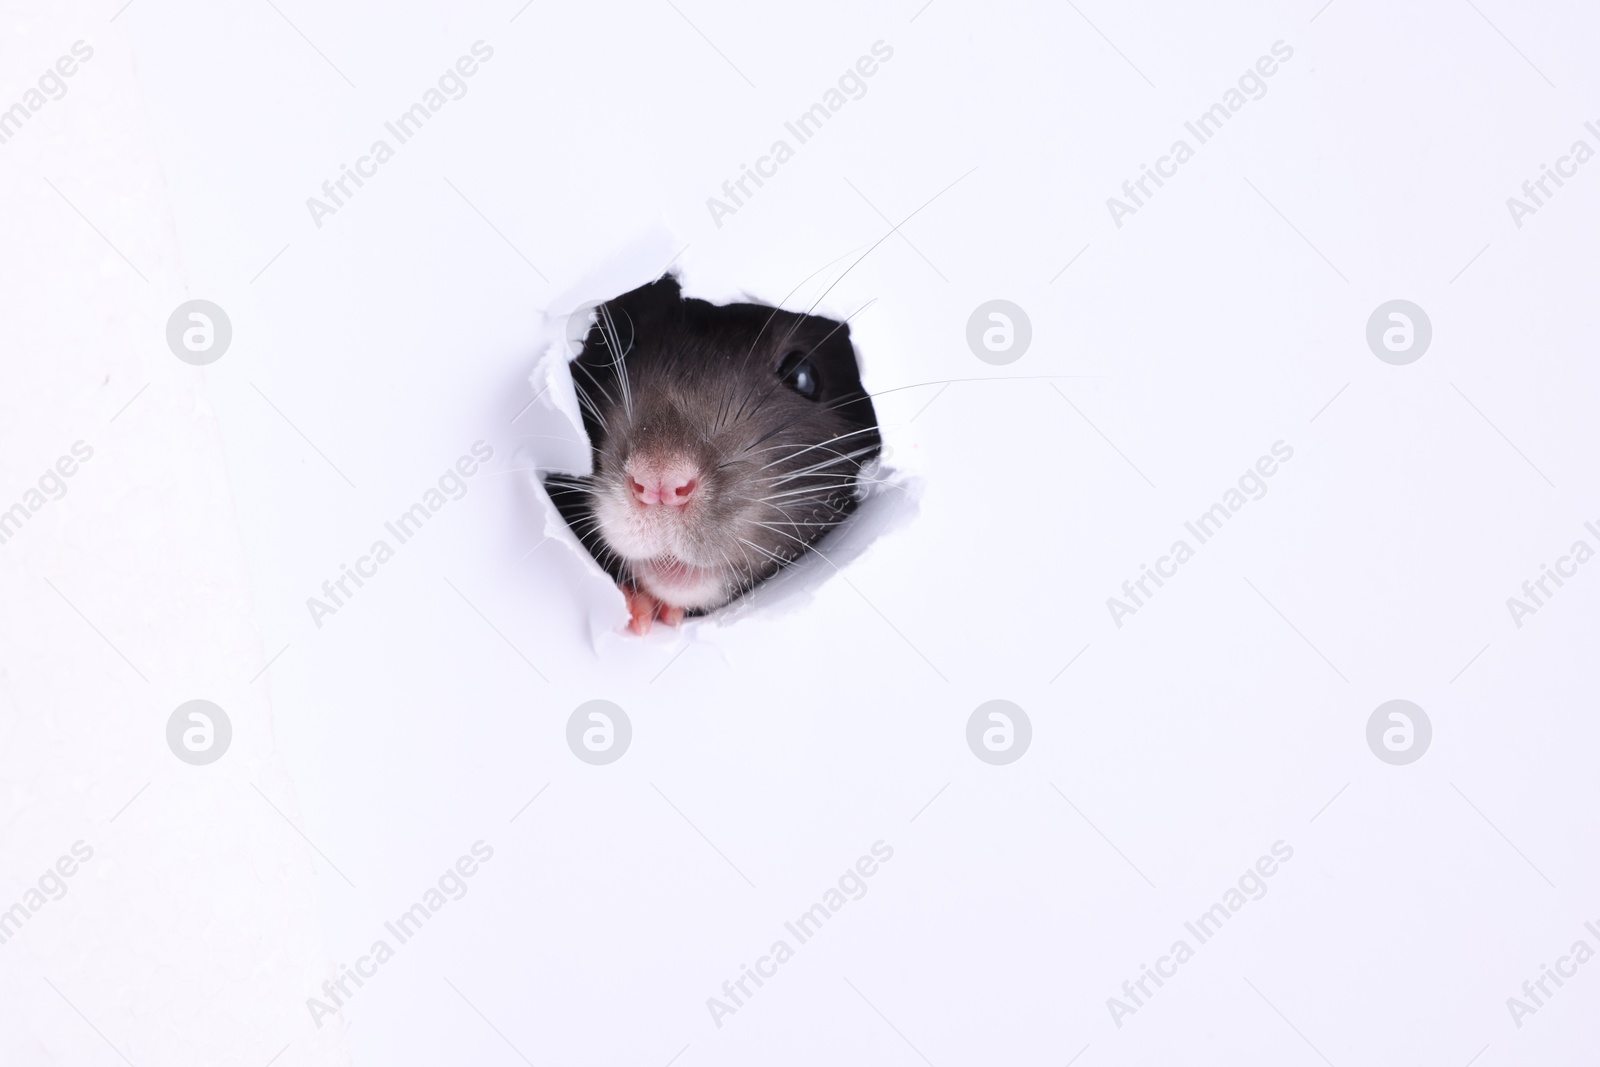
777,350 -> 822,400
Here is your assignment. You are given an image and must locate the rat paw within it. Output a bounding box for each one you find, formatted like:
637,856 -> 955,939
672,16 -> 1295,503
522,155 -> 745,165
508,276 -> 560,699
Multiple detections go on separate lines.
622,584 -> 684,635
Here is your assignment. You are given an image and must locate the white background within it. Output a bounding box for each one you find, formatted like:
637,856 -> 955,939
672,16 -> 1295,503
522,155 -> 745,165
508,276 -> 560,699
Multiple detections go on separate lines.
2,0 -> 1598,1064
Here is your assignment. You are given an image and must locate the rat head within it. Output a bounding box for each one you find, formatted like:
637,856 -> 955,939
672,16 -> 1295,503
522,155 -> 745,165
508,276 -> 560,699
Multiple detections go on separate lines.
563,275 -> 880,612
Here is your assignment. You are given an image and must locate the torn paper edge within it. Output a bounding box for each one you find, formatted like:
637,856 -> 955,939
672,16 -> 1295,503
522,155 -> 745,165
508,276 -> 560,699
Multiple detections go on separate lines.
513,228 -> 923,652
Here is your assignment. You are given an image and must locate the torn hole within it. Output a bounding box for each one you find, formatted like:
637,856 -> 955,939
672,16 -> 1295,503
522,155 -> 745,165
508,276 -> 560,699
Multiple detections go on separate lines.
514,236 -> 921,649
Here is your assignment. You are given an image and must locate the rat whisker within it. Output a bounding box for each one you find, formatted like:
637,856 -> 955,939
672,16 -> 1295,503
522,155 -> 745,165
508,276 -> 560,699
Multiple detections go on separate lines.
739,423 -> 881,461
767,294 -> 878,379
800,166 -> 977,324
728,394 -> 881,458
733,245 -> 871,373
596,302 -> 634,420
764,445 -> 881,482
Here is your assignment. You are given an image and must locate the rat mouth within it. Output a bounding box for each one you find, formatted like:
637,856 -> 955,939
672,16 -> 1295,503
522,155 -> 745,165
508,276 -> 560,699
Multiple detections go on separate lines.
637,555 -> 714,590
632,554 -> 729,612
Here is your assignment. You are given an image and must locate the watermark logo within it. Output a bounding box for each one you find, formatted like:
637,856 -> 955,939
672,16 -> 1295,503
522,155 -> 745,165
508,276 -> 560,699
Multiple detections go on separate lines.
306,840 -> 495,1028
1505,521 -> 1600,628
567,700 -> 631,765
1106,40 -> 1294,228
306,442 -> 495,628
1505,121 -> 1600,229
1505,919 -> 1600,1029
966,300 -> 1032,365
305,41 -> 495,229
566,300 -> 634,357
1107,441 -> 1295,628
0,41 -> 95,149
966,700 -> 1031,765
167,700 -> 232,765
1365,300 -> 1431,365
0,840 -> 95,947
166,300 -> 232,366
705,41 -> 894,228
1366,700 -> 1431,765
1107,840 -> 1294,1028
706,841 -> 894,1029
0,440 -> 94,548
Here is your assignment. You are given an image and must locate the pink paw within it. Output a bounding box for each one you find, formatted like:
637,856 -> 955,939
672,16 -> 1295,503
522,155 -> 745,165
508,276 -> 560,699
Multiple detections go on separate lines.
622,584 -> 685,635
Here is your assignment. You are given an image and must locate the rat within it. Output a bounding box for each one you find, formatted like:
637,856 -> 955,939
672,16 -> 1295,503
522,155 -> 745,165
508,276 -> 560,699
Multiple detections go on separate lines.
544,274 -> 882,634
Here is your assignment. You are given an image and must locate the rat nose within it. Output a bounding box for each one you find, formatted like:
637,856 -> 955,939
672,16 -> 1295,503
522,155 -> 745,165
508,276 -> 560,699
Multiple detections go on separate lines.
627,461 -> 700,507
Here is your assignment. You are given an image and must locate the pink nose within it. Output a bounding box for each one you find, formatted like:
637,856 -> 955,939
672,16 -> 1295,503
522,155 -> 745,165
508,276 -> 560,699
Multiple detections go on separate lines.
629,467 -> 699,507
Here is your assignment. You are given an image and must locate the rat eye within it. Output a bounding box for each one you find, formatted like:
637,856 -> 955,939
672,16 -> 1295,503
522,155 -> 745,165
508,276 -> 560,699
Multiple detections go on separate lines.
777,350 -> 822,401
